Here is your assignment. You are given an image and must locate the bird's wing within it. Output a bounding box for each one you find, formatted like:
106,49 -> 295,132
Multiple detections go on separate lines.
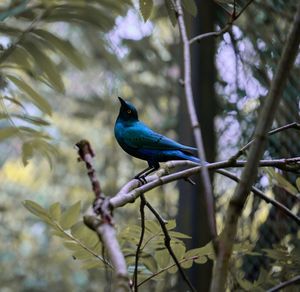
124,122 -> 195,151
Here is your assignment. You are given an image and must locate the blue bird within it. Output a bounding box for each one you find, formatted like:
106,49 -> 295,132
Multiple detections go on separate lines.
114,97 -> 200,181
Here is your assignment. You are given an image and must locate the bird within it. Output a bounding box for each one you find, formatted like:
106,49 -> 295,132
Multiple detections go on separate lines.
114,97 -> 200,182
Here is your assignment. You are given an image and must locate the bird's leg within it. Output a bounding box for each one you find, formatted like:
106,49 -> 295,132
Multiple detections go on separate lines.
134,162 -> 160,184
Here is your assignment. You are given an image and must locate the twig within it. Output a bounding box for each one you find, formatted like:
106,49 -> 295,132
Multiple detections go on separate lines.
211,4 -> 300,291
138,254 -> 200,287
174,0 -> 218,252
75,140 -> 131,292
216,169 -> 300,224
266,275 -> 300,292
133,194 -> 146,292
189,0 -> 255,45
229,122 -> 300,161
144,198 -> 196,292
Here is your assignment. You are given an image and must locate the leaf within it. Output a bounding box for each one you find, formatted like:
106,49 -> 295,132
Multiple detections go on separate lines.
171,243 -> 186,260
0,127 -> 19,142
1,96 -> 24,109
164,0 -> 177,27
72,249 -> 95,260
169,231 -> 191,239
59,201 -> 81,230
194,256 -> 207,264
51,231 -> 70,239
181,259 -> 193,269
32,29 -> 85,70
49,202 -> 61,220
139,0 -> 153,22
23,200 -> 49,218
145,220 -> 161,233
166,219 -> 176,230
7,47 -> 33,70
22,141 -> 33,166
21,40 -> 64,93
81,259 -> 104,270
63,241 -> 82,251
23,200 -> 58,229
6,74 -> 52,115
181,0 -> 198,17
296,177 -> 300,192
154,249 -> 170,268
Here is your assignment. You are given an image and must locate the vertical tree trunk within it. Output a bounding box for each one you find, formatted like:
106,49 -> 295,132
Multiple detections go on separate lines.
177,1 -> 216,291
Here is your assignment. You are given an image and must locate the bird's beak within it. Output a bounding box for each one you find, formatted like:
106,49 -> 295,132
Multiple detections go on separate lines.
118,96 -> 126,106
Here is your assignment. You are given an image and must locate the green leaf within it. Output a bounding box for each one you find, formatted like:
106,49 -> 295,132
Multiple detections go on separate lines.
145,220 -> 161,233
21,40 -> 64,93
7,46 -> 33,70
23,200 -> 50,218
169,231 -> 191,239
296,177 -> 300,192
139,0 -> 153,22
182,0 -> 197,17
22,141 -> 33,166
194,256 -> 207,264
32,29 -> 85,70
51,231 -> 70,239
0,127 -> 19,142
166,219 -> 176,230
23,200 -> 58,229
154,249 -> 170,268
141,256 -> 157,273
164,0 -> 177,27
168,265 -> 178,274
49,202 -> 61,220
171,243 -> 186,260
81,259 -> 104,270
59,201 -> 81,230
72,249 -> 95,260
6,74 -> 52,115
63,241 -> 82,251
181,259 -> 193,269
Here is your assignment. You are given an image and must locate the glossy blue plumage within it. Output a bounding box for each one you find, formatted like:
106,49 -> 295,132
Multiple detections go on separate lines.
114,97 -> 200,178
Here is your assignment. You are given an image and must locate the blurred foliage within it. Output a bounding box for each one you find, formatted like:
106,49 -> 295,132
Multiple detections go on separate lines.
0,0 -> 299,291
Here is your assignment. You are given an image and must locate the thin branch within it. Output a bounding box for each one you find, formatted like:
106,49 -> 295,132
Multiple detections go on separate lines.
175,0 -> 218,252
138,255 -> 199,287
216,169 -> 300,224
211,4 -> 300,291
266,275 -> 300,292
133,194 -> 146,292
189,0 -> 255,45
75,140 -> 131,292
144,198 -> 196,292
229,122 -> 300,161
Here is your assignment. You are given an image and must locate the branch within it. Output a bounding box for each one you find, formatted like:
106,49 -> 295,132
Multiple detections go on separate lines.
144,198 -> 196,292
75,140 -> 131,292
266,275 -> 300,292
133,194 -> 146,291
175,0 -> 218,251
189,0 -> 255,45
210,3 -> 300,291
229,122 -> 300,161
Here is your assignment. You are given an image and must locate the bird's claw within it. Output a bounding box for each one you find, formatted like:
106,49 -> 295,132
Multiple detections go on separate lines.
135,175 -> 147,185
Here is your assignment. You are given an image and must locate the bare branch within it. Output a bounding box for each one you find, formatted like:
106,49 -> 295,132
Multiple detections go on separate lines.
133,195 -> 146,291
230,122 -> 300,161
75,140 -> 131,292
144,197 -> 196,292
174,0 -> 218,251
211,3 -> 300,291
189,0 -> 255,45
266,275 -> 300,292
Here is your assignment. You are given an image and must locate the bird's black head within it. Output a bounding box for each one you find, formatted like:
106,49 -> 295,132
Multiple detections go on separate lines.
117,96 -> 139,121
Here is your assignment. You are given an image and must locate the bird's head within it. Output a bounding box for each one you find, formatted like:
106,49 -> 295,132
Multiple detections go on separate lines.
117,96 -> 139,121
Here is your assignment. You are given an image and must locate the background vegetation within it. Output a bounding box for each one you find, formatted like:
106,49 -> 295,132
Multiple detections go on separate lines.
0,0 -> 299,291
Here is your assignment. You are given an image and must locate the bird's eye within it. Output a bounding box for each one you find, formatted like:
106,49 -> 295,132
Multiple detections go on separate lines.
127,109 -> 132,114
